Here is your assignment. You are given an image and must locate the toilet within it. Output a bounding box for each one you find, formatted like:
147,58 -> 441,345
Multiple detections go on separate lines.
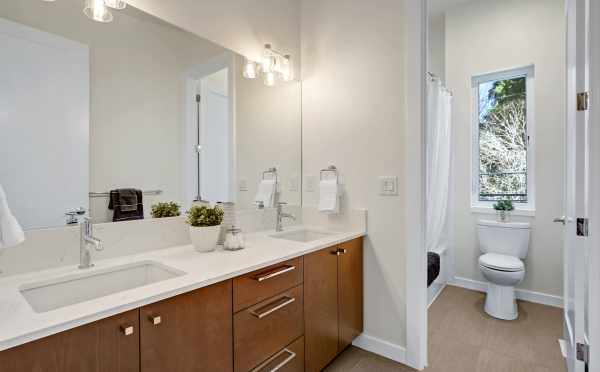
477,219 -> 531,320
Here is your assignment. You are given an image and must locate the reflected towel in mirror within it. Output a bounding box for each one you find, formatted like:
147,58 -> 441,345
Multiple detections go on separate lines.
254,180 -> 276,208
318,179 -> 340,214
0,184 -> 25,249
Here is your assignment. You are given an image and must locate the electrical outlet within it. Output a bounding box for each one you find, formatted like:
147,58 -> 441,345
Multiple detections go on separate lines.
379,176 -> 398,196
288,176 -> 299,192
239,179 -> 248,192
305,175 -> 317,192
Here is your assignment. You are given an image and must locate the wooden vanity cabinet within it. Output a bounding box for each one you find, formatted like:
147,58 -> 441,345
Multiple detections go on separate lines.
304,237 -> 363,372
0,309 -> 140,372
140,280 -> 233,372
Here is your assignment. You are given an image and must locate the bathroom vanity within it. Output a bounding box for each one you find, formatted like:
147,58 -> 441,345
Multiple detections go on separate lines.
0,235 -> 363,372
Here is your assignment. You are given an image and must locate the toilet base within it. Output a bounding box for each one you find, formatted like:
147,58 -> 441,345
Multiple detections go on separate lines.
484,283 -> 518,320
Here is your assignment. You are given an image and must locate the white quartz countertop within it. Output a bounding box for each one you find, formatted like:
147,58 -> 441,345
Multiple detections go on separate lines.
0,226 -> 365,351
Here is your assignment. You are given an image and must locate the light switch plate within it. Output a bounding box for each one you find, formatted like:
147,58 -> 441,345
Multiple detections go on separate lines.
288,176 -> 299,192
239,179 -> 248,192
305,175 -> 316,192
379,176 -> 398,196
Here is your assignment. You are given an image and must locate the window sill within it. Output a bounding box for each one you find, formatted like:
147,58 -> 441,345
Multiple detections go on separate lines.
470,206 -> 536,217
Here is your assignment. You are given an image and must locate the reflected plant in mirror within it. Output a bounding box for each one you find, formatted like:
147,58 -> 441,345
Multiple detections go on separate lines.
151,202 -> 181,219
0,0 -> 301,231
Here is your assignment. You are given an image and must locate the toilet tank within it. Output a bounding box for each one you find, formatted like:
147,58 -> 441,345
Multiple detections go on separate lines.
477,220 -> 531,259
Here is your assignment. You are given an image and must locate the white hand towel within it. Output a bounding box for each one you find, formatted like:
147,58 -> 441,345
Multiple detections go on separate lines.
254,179 -> 277,208
0,184 -> 25,250
318,179 -> 340,214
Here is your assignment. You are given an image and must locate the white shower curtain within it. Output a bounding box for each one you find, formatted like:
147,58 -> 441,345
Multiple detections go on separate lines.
425,78 -> 453,253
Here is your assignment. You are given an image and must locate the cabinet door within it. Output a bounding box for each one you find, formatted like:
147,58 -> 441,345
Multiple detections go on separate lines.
338,237 -> 364,350
304,246 -> 339,372
140,280 -> 233,372
0,309 -> 140,372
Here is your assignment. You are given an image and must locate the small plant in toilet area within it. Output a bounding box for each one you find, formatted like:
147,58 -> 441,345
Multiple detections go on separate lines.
186,205 -> 224,252
151,202 -> 181,218
493,200 -> 514,222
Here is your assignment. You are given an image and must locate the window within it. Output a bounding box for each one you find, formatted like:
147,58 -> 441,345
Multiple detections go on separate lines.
472,66 -> 534,210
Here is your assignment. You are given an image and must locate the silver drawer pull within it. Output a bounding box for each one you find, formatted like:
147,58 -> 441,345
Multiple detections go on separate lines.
121,325 -> 134,336
250,296 -> 295,319
149,315 -> 162,325
251,348 -> 297,372
254,265 -> 296,282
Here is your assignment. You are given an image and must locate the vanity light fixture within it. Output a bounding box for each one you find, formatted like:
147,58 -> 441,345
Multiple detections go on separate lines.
104,0 -> 127,10
84,0 -> 114,23
243,44 -> 294,86
243,58 -> 259,79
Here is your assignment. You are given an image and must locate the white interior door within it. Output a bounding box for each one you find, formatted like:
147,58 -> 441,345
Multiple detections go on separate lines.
563,0 -> 590,370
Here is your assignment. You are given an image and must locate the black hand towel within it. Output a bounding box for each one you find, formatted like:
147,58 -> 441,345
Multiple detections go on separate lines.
108,189 -> 144,222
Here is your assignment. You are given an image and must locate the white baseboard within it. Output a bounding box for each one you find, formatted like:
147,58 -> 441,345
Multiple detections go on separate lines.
352,333 -> 407,365
449,276 -> 563,308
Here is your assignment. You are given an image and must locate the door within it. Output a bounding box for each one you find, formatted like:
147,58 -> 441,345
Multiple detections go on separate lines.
140,281 -> 233,372
304,247 -> 339,372
338,238 -> 364,351
563,0 -> 590,370
0,309 -> 139,372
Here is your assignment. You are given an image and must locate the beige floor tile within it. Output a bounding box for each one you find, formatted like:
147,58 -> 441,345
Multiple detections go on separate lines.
476,348 -> 540,372
426,338 -> 481,372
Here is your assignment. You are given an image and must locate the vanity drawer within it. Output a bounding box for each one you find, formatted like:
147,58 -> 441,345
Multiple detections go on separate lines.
250,336 -> 304,372
233,257 -> 303,312
234,285 -> 304,372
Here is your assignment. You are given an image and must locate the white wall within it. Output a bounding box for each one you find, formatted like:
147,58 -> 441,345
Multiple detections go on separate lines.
445,0 -> 565,296
127,0 -> 301,70
428,15 -> 445,83
302,0 -> 408,351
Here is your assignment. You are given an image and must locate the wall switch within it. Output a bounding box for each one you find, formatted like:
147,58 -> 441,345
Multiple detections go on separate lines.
239,179 -> 248,192
305,175 -> 317,192
379,176 -> 398,196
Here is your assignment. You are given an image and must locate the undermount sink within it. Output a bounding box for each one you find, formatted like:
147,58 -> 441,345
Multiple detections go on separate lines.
20,261 -> 185,313
270,229 -> 336,243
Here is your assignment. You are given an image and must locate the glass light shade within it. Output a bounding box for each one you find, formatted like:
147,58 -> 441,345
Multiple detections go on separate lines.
261,55 -> 275,74
263,71 -> 277,87
104,0 -> 127,10
280,55 -> 294,82
243,58 -> 258,79
84,0 -> 113,23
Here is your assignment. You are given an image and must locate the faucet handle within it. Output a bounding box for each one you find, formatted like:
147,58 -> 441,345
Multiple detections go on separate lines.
277,202 -> 288,206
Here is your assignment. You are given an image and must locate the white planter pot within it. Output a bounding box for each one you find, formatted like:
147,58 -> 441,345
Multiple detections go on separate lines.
189,225 -> 221,252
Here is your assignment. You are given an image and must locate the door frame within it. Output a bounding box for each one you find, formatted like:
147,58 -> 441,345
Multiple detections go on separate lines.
404,0 -> 427,370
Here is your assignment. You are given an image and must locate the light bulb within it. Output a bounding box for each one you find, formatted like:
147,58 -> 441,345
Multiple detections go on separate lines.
104,0 -> 127,10
84,0 -> 113,23
264,71 -> 276,87
281,55 -> 294,82
243,58 -> 258,79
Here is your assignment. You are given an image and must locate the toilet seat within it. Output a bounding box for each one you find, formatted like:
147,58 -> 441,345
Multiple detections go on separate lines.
479,253 -> 524,272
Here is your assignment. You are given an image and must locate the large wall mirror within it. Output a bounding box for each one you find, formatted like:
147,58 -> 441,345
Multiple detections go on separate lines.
0,0 -> 301,230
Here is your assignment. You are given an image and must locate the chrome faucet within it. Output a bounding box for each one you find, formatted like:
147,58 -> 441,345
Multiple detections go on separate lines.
275,202 -> 295,232
79,217 -> 103,269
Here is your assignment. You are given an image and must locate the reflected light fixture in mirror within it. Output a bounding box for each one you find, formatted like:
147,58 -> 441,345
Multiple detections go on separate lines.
264,71 -> 277,87
243,58 -> 259,79
262,44 -> 276,73
83,0 -> 113,23
281,55 -> 293,82
104,0 -> 127,10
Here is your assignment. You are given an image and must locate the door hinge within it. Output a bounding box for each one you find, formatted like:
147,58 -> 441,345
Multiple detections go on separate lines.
577,218 -> 589,237
577,92 -> 589,111
576,342 -> 590,364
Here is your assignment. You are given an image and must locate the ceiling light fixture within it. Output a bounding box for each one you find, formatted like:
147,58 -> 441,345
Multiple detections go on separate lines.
104,0 -> 127,10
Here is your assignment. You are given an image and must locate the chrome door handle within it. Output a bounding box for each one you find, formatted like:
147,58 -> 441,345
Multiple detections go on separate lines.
253,265 -> 296,282
251,348 -> 297,372
553,216 -> 567,225
250,296 -> 295,319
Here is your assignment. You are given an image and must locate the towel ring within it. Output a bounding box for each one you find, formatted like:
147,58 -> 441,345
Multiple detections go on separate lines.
320,165 -> 339,184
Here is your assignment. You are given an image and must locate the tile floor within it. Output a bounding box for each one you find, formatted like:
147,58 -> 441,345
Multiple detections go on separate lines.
325,285 -> 566,372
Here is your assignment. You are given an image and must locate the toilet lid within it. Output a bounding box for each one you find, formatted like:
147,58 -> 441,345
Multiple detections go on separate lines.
479,253 -> 524,272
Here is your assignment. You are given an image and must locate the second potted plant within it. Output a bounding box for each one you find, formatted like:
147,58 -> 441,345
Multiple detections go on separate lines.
186,205 -> 224,252
493,200 -> 514,222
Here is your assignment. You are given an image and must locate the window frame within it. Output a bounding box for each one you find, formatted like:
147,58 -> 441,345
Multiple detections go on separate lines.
470,65 -> 536,214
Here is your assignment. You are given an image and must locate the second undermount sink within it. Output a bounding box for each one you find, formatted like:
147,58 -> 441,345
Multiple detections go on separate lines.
270,229 -> 336,243
20,261 -> 185,313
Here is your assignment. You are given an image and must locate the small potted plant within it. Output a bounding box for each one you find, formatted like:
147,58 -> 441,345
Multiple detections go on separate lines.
151,202 -> 181,218
493,200 -> 514,222
186,205 -> 224,252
